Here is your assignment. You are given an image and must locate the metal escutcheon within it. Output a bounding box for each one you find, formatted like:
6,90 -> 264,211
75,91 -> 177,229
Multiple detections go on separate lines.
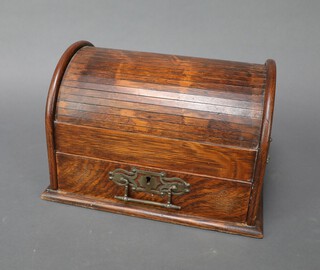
108,167 -> 190,210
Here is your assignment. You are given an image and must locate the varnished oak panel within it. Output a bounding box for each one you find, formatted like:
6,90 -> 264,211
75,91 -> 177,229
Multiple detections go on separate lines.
41,188 -> 263,238
58,90 -> 262,119
71,47 -> 266,88
45,41 -> 93,190
54,122 -> 257,181
247,60 -> 276,225
59,46 -> 266,149
56,153 -> 252,223
56,110 -> 259,148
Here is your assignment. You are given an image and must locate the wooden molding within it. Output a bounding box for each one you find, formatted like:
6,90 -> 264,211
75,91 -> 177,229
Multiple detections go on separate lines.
247,59 -> 276,225
45,41 -> 94,189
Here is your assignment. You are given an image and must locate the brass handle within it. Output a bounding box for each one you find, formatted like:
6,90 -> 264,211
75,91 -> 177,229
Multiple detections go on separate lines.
109,167 -> 190,210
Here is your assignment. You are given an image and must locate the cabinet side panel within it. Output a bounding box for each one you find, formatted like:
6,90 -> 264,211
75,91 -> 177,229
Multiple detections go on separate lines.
247,60 -> 276,225
45,40 -> 93,189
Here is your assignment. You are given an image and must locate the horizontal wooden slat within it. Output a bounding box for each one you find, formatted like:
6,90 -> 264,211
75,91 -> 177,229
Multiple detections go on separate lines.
56,96 -> 262,148
56,113 -> 259,148
63,78 -> 265,102
64,73 -> 264,94
57,107 -> 259,137
72,61 -> 265,88
54,123 -> 257,181
73,55 -> 266,78
70,47 -> 266,93
56,152 -> 252,222
58,91 -> 263,119
67,61 -> 266,87
56,100 -> 261,127
67,68 -> 265,90
61,83 -> 263,110
78,47 -> 266,73
62,80 -> 264,103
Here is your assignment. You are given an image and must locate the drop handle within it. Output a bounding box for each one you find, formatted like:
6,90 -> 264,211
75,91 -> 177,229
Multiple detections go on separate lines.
109,167 -> 190,210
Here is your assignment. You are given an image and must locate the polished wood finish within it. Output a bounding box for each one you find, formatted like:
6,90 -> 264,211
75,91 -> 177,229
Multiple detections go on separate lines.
45,41 -> 93,189
55,153 -> 251,222
247,60 -> 276,225
43,41 -> 276,238
59,47 -> 266,150
41,188 -> 263,238
54,123 -> 257,181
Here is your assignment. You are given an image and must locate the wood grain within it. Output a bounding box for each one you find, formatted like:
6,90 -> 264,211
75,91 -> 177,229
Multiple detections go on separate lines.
56,111 -> 259,148
45,40 -> 93,190
58,90 -> 262,118
54,122 -> 257,181
73,47 -> 266,85
43,41 -> 276,237
247,59 -> 276,225
58,46 -> 266,149
56,152 -> 252,222
41,188 -> 263,238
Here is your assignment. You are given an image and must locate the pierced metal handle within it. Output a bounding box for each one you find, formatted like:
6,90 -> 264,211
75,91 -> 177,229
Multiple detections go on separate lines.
109,167 -> 190,210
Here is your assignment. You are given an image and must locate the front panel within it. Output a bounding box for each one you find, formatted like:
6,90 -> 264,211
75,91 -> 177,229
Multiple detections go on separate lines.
55,122 -> 257,181
56,152 -> 252,223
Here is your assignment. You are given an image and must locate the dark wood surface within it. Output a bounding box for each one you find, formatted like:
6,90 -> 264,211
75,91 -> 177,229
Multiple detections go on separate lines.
43,41 -> 276,238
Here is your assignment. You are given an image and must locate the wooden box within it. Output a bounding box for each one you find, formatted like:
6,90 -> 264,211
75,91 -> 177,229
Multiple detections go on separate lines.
42,41 -> 276,238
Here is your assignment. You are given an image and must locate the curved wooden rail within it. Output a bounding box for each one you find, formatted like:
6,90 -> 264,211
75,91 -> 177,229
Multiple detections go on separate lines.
45,40 -> 94,189
247,59 -> 277,225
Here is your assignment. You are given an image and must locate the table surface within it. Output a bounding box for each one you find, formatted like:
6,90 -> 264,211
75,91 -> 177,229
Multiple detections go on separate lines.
1,1 -> 319,269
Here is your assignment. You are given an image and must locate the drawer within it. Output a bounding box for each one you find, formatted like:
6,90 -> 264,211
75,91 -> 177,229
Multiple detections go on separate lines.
56,152 -> 252,223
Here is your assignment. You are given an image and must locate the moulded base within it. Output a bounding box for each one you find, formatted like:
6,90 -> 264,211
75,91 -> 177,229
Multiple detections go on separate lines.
41,187 -> 263,238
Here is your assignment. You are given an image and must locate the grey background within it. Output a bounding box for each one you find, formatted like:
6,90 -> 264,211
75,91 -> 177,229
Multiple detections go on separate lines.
0,0 -> 319,269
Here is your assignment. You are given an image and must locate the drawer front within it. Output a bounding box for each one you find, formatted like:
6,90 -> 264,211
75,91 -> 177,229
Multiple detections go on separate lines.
55,122 -> 257,181
56,152 -> 251,223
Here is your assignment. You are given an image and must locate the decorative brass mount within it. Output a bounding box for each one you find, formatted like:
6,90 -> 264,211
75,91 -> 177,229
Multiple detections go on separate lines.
109,167 -> 190,210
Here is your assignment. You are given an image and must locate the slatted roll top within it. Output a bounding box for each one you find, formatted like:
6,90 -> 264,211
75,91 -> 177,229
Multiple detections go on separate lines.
54,45 -> 272,150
